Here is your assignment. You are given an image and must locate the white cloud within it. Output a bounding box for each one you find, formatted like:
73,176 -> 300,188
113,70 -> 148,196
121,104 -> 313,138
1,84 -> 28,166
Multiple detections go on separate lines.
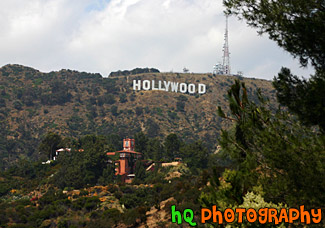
0,0 -> 314,79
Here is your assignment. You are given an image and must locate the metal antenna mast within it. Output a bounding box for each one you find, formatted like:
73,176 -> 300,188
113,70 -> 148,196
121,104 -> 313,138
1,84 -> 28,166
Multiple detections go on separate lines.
222,15 -> 230,75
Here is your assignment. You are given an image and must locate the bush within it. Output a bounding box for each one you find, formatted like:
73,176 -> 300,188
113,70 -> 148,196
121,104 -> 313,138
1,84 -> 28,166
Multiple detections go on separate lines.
119,94 -> 127,103
167,111 -> 179,120
176,101 -> 185,112
102,208 -> 121,223
13,100 -> 23,110
0,98 -> 6,107
105,94 -> 116,104
135,107 -> 143,115
111,105 -> 118,116
72,196 -> 99,211
84,197 -> 100,211
177,95 -> 188,102
0,183 -> 10,196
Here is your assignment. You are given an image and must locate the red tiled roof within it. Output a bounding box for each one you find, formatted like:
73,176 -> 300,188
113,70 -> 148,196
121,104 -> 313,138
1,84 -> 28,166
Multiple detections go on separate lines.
107,150 -> 142,155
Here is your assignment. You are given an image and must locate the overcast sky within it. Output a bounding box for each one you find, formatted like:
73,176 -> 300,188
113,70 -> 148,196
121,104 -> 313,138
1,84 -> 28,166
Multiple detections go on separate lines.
0,0 -> 314,80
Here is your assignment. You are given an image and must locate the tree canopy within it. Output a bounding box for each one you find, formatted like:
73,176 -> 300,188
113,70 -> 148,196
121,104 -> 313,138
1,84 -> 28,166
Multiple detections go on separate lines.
224,0 -> 325,132
38,132 -> 63,160
201,80 -> 325,226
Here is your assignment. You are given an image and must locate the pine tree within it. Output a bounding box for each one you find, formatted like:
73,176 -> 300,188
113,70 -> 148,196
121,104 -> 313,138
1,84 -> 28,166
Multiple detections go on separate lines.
224,0 -> 325,131
201,80 -> 325,226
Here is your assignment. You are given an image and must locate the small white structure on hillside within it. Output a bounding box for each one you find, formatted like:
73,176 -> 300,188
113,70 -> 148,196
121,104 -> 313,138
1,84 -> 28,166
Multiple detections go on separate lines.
53,148 -> 71,160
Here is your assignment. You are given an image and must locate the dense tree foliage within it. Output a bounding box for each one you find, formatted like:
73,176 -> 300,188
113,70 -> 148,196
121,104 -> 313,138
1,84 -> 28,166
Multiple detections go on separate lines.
38,132 -> 63,160
0,130 -> 212,227
224,0 -> 325,132
134,132 -> 149,154
164,133 -> 182,160
0,63 -> 276,170
205,4 -> 325,225
180,141 -> 209,171
201,80 -> 325,226
273,67 -> 325,131
147,138 -> 164,161
109,68 -> 160,77
52,135 -> 114,189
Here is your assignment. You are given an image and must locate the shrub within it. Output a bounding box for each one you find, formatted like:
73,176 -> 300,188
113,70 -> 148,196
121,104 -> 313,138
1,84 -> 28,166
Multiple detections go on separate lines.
135,107 -> 143,115
176,101 -> 185,112
111,105 -> 118,116
0,98 -> 6,107
13,100 -> 23,110
119,94 -> 127,103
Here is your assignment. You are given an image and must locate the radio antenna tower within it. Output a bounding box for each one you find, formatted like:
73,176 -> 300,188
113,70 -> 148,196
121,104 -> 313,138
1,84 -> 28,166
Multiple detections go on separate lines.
222,15 -> 231,75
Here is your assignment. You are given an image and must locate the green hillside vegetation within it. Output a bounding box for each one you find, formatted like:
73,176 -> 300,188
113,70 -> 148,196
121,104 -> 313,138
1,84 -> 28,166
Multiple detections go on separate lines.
0,77 -> 323,227
0,65 -> 280,227
0,64 -> 276,169
1,1 -> 324,225
0,131 -> 214,227
199,0 -> 325,227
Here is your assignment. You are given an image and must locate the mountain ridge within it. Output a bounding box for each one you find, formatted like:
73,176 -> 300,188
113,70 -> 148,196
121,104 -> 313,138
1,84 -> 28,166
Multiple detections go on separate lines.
0,64 -> 277,168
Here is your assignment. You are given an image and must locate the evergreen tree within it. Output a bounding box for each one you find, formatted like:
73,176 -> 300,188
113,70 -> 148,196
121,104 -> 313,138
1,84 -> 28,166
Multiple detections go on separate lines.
273,67 -> 325,131
202,80 -> 325,216
180,141 -> 209,170
38,132 -> 63,160
164,133 -> 181,161
134,132 -> 148,156
146,138 -> 164,161
134,160 -> 146,181
98,164 -> 115,185
52,135 -> 108,188
224,0 -> 325,131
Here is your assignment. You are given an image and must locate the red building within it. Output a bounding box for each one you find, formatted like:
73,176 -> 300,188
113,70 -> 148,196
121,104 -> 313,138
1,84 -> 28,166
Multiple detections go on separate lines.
107,138 -> 142,183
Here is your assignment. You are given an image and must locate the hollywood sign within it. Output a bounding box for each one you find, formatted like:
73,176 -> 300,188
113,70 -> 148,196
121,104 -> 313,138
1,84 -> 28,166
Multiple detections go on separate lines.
133,80 -> 206,94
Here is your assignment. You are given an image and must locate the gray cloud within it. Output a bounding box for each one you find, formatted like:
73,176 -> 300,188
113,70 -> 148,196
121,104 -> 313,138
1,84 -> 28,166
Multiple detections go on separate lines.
0,0 -> 314,79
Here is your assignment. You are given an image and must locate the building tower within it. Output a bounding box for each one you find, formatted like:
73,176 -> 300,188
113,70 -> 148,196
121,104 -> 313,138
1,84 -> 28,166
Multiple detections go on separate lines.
222,15 -> 231,75
107,138 -> 142,183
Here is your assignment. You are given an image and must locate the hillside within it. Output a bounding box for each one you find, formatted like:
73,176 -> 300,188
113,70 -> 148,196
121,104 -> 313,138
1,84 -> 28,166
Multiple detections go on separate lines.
0,64 -> 276,168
